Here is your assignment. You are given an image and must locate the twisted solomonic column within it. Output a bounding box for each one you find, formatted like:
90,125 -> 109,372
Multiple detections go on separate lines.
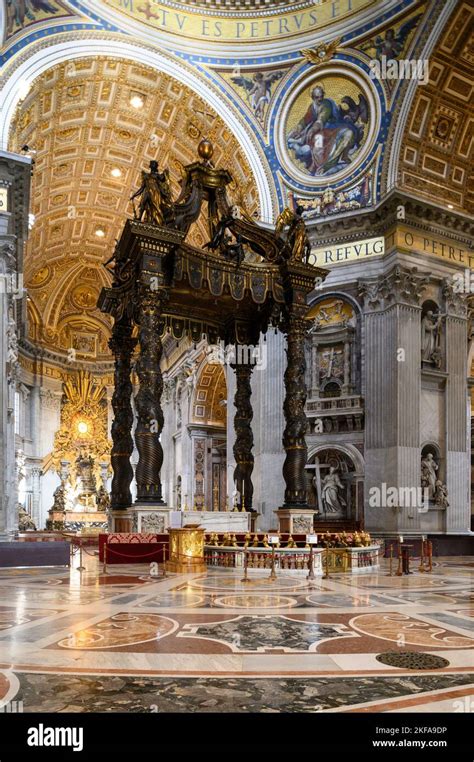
282,316 -> 308,507
109,318 -> 137,509
134,288 -> 168,503
232,361 -> 254,511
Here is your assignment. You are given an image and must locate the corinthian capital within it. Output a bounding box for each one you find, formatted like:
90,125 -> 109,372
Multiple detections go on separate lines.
443,279 -> 468,318
359,265 -> 429,310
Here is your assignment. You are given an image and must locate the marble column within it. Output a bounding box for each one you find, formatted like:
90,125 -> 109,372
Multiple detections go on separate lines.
0,152 -> 30,538
252,331 -> 285,530
225,365 -> 236,509
443,283 -> 470,531
31,466 -> 42,528
181,380 -> 194,511
343,340 -> 351,394
311,340 -> 319,397
189,428 -> 207,509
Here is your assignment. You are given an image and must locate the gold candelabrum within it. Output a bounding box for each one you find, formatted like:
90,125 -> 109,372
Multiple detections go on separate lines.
213,482 -> 219,512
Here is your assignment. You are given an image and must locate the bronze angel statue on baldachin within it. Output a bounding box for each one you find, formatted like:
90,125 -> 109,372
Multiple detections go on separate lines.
231,71 -> 283,120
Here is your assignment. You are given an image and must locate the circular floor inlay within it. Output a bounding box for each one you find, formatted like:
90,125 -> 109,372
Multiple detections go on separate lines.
375,651 -> 450,670
214,595 -> 298,609
189,576 -> 307,591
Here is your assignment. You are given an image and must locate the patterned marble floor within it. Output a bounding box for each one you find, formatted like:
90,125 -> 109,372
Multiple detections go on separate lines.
0,554 -> 473,713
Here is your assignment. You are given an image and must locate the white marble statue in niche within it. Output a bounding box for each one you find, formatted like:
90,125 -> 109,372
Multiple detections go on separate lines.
421,452 -> 438,500
434,480 -> 449,510
421,310 -> 444,367
320,466 -> 346,514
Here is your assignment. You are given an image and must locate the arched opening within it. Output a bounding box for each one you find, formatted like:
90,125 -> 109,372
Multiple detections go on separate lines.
189,361 -> 227,511
306,445 -> 364,528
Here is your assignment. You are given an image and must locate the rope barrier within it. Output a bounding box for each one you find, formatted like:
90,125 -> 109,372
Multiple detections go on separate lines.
80,547 -> 100,558
105,546 -> 168,560
102,540 -> 168,574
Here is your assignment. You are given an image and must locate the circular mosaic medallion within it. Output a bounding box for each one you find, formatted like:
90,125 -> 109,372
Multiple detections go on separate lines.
276,65 -> 380,187
71,283 -> 99,310
375,651 -> 450,670
29,266 -> 51,288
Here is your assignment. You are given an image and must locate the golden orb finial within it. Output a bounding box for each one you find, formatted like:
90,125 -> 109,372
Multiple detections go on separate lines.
198,138 -> 214,161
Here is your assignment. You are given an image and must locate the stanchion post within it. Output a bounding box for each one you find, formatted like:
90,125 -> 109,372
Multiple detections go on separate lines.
428,540 -> 432,573
306,533 -> 318,585
161,542 -> 167,578
323,547 -> 330,579
77,540 -> 86,572
103,542 -> 107,575
307,544 -> 315,581
241,549 -> 250,583
387,542 -> 393,576
396,543 -> 402,576
270,544 -> 277,581
419,536 -> 426,573
268,534 -> 278,581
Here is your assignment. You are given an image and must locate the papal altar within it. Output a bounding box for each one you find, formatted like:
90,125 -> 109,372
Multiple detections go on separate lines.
132,505 -> 251,533
178,511 -> 250,532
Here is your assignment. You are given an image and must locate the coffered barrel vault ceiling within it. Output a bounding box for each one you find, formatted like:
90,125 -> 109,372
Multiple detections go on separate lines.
9,57 -> 259,363
399,1 -> 474,214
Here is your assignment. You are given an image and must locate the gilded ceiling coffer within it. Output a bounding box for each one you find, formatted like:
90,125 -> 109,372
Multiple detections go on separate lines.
98,139 -> 327,514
